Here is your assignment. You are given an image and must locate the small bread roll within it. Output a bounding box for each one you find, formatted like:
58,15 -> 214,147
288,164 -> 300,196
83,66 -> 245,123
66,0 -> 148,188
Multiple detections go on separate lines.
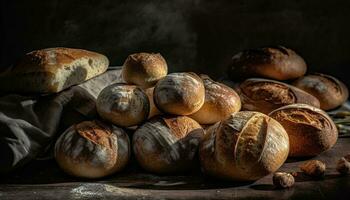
293,73 -> 349,110
122,53 -> 168,88
189,74 -> 241,124
200,111 -> 289,181
228,46 -> 306,80
154,72 -> 205,115
236,78 -> 320,114
269,104 -> 338,157
55,120 -> 130,178
145,87 -> 161,119
96,83 -> 149,127
133,116 -> 204,174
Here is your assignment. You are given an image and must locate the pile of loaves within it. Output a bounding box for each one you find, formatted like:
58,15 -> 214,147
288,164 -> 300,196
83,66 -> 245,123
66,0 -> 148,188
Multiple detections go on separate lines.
2,47 -> 349,182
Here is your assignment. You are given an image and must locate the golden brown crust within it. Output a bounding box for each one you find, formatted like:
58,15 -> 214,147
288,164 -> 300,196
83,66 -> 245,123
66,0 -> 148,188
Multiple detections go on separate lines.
133,116 -> 204,174
189,74 -> 241,124
200,111 -> 289,181
122,52 -> 168,88
293,73 -> 349,110
237,78 -> 320,114
154,72 -> 205,115
269,104 -> 338,157
229,46 -> 307,80
145,87 -> 162,118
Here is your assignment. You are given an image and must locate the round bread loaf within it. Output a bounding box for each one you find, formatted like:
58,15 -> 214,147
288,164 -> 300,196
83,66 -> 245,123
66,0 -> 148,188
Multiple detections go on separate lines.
145,87 -> 162,119
228,46 -> 307,80
122,53 -> 168,88
133,116 -> 204,174
200,111 -> 289,181
236,78 -> 320,114
293,73 -> 349,110
96,83 -> 149,127
269,104 -> 338,157
55,120 -> 130,178
189,74 -> 241,124
154,72 -> 205,115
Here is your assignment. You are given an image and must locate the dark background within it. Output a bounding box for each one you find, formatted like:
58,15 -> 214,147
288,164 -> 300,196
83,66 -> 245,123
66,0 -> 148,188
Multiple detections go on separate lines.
1,0 -> 350,86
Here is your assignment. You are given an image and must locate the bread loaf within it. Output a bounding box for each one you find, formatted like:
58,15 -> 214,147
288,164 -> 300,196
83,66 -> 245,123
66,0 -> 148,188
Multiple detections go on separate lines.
54,120 -> 130,178
228,46 -> 306,80
96,83 -> 149,127
236,78 -> 320,114
122,53 -> 167,88
293,73 -> 349,110
200,111 -> 289,181
0,47 -> 109,93
189,74 -> 241,124
154,72 -> 205,115
133,116 -> 204,174
145,87 -> 161,119
269,104 -> 338,157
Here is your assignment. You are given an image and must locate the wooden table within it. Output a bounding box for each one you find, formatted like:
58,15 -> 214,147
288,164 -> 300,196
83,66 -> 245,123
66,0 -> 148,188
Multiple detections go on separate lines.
1,135 -> 350,200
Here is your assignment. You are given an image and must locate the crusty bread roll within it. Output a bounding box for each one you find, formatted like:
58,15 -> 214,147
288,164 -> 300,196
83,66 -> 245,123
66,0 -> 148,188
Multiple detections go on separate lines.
293,73 -> 349,110
122,53 -> 168,88
189,74 -> 241,124
0,47 -> 109,93
269,104 -> 338,157
236,78 -> 320,114
228,46 -> 306,80
154,72 -> 205,115
133,116 -> 204,174
96,83 -> 149,127
145,87 -> 162,119
55,120 -> 130,178
200,111 -> 289,181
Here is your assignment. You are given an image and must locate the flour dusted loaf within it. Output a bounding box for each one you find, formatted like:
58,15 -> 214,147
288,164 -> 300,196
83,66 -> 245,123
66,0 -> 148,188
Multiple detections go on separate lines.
293,73 -> 349,110
0,47 -> 109,93
228,46 -> 306,80
154,72 -> 205,115
200,111 -> 289,181
122,53 -> 168,88
54,120 -> 130,178
236,78 -> 320,114
189,74 -> 241,124
96,83 -> 149,127
269,104 -> 338,157
133,116 -> 204,174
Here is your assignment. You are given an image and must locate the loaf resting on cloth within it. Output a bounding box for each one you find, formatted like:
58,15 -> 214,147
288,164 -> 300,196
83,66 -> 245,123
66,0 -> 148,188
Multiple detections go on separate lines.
0,68 -> 122,173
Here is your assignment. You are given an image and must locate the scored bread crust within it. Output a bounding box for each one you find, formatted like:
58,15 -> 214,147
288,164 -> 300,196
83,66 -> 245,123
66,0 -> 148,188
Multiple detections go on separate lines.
269,103 -> 338,157
0,47 -> 109,93
199,111 -> 289,181
229,46 -> 306,80
293,73 -> 349,110
236,78 -> 320,114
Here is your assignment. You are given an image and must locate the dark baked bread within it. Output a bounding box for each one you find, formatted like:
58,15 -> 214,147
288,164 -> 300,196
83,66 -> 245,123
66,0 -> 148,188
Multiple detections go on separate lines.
293,73 -> 349,110
269,104 -> 338,157
236,78 -> 320,114
200,111 -> 289,181
228,46 -> 306,80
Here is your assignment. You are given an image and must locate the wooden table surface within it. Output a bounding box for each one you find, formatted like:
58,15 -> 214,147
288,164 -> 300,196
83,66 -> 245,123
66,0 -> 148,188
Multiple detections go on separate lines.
1,135 -> 350,200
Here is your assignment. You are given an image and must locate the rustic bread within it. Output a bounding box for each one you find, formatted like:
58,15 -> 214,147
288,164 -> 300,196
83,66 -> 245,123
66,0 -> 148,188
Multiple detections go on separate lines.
145,87 -> 162,119
55,120 -> 130,178
269,104 -> 338,157
228,46 -> 306,80
133,116 -> 204,174
0,47 -> 109,94
200,111 -> 289,181
122,53 -> 168,88
154,72 -> 205,115
293,73 -> 349,110
189,74 -> 241,124
96,83 -> 149,127
236,78 -> 320,114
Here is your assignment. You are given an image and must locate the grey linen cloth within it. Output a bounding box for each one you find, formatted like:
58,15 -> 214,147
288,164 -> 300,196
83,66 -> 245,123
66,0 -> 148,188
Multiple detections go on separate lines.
0,67 -> 123,173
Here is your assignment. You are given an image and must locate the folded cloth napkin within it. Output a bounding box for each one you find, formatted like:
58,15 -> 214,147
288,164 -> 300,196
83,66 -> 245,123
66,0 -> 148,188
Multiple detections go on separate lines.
0,67 -> 122,173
